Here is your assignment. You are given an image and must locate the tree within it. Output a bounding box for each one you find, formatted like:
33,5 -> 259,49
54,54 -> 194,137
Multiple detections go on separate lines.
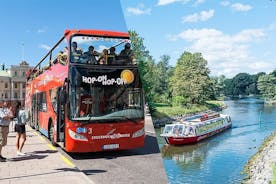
210,75 -> 226,99
257,72 -> 276,101
129,30 -> 157,107
231,73 -> 252,96
170,52 -> 212,104
154,55 -> 173,103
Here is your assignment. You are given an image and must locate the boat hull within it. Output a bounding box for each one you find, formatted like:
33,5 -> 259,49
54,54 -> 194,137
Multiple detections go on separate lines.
164,124 -> 231,145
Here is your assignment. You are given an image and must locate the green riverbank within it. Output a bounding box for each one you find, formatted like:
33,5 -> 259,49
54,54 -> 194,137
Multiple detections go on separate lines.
151,100 -> 226,119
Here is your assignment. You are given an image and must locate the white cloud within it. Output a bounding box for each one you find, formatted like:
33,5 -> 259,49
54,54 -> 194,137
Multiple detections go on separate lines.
220,2 -> 252,12
182,9 -> 214,23
157,0 -> 190,6
220,1 -> 230,6
231,3 -> 252,12
194,0 -> 205,6
127,4 -> 151,15
39,44 -> 51,51
168,28 -> 269,77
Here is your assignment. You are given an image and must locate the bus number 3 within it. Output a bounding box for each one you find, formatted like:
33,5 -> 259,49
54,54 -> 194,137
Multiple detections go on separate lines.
88,128 -> 93,134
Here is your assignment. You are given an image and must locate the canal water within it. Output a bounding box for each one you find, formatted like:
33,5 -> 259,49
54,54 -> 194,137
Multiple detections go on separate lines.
156,98 -> 276,184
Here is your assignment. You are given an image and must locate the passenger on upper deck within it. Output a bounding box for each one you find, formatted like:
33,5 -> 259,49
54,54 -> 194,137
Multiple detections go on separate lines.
83,46 -> 98,64
98,49 -> 108,65
107,47 -> 117,64
119,43 -> 135,64
71,42 -> 82,62
109,47 -> 117,56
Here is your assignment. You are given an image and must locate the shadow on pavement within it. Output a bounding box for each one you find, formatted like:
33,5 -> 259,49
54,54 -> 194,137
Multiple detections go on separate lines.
9,154 -> 48,161
56,167 -> 82,172
0,168 -> 82,181
69,134 -> 161,160
28,150 -> 58,154
80,169 -> 107,175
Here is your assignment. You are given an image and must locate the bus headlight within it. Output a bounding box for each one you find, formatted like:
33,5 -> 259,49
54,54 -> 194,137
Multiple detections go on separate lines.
132,128 -> 145,138
68,129 -> 88,141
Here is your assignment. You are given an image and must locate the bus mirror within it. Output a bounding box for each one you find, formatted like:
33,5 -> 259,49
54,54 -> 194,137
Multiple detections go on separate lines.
59,87 -> 67,105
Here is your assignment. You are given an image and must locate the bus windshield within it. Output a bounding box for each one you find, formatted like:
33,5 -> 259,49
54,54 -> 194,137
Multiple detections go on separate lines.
70,35 -> 134,65
69,66 -> 143,122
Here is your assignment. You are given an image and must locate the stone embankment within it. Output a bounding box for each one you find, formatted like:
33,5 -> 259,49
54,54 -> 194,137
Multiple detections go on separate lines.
244,131 -> 276,184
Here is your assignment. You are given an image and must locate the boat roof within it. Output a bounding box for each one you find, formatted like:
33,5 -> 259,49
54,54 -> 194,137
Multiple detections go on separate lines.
169,114 -> 229,127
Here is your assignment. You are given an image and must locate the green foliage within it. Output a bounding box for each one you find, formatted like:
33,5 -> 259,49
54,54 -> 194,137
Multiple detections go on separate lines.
170,52 -> 212,104
257,71 -> 276,101
152,101 -> 223,118
172,96 -> 187,107
272,164 -> 276,184
223,72 -> 265,97
129,30 -> 155,106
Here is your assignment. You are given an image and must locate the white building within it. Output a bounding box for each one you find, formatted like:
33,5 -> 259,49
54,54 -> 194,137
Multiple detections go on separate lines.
0,61 -> 32,106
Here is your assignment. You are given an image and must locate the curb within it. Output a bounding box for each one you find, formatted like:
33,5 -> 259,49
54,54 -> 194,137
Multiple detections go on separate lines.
28,126 -> 96,184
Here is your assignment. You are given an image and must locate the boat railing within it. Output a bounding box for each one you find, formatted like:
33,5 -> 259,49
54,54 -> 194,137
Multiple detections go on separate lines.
199,113 -> 220,122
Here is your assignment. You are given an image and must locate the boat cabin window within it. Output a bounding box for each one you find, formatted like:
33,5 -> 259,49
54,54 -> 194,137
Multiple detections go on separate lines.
172,124 -> 184,135
184,126 -> 194,136
163,125 -> 174,134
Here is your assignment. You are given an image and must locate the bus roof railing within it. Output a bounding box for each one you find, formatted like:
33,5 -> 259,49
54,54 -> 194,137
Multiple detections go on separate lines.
27,35 -> 65,80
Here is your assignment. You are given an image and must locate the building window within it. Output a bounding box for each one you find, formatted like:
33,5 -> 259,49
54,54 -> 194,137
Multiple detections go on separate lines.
23,72 -> 25,76
14,71 -> 17,76
5,83 -> 8,88
23,92 -> 25,98
14,92 -> 18,98
4,93 -> 8,98
14,83 -> 18,88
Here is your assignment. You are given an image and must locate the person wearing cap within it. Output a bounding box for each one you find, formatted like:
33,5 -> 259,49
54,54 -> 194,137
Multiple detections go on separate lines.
119,43 -> 134,62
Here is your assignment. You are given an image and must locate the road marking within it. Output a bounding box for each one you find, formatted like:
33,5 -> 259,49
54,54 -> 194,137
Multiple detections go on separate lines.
28,126 -> 74,168
47,144 -> 57,151
61,155 -> 75,167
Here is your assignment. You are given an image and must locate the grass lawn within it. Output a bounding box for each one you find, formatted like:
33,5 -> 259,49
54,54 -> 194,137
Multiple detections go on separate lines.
151,101 -> 225,118
272,164 -> 276,184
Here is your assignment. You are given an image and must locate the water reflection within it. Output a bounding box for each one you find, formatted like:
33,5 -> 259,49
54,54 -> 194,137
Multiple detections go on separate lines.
162,141 -> 219,167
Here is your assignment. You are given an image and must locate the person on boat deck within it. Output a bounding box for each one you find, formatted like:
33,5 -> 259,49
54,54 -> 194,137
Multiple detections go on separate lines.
184,126 -> 194,136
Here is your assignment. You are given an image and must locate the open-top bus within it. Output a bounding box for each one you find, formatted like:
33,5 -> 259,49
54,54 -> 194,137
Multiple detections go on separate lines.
25,30 -> 145,152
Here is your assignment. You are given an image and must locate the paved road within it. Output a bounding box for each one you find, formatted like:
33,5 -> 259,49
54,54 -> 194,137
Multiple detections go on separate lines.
64,114 -> 168,184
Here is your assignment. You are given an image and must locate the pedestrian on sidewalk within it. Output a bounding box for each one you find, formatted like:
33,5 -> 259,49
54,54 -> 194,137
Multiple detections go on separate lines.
0,102 -> 14,162
14,102 -> 29,156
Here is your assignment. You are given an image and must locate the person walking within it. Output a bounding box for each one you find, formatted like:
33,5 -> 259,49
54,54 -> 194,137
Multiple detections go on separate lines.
0,102 -> 14,162
14,102 -> 28,156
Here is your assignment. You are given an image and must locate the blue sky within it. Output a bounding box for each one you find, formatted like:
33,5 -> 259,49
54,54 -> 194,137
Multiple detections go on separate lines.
0,0 -> 127,69
121,0 -> 276,77
0,0 -> 275,78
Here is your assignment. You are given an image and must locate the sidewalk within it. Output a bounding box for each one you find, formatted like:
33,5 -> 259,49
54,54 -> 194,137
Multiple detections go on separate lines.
0,124 -> 93,184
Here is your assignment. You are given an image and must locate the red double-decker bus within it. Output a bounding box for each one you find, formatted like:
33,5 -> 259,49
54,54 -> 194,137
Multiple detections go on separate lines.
25,30 -> 145,152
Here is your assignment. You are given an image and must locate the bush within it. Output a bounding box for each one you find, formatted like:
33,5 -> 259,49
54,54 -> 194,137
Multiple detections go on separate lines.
172,96 -> 187,107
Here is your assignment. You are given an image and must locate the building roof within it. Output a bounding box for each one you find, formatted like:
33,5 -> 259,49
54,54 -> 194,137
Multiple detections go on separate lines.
0,70 -> 10,77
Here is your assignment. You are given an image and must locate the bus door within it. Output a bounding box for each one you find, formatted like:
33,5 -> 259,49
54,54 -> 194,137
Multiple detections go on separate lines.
56,87 -> 65,143
31,94 -> 39,130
